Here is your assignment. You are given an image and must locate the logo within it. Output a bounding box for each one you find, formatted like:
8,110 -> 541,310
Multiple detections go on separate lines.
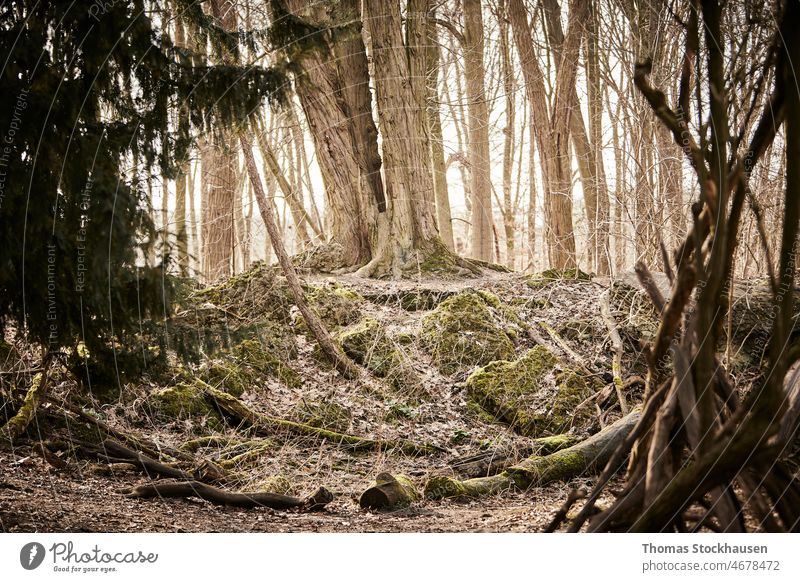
20,542 -> 46,570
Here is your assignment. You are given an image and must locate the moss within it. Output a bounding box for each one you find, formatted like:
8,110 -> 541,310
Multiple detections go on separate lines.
149,383 -> 223,431
301,281 -> 364,329
291,400 -> 351,432
256,474 -> 293,495
420,290 -> 520,375
465,346 -> 595,437
216,439 -> 276,469
337,318 -> 422,397
424,475 -> 468,499
507,450 -> 587,489
527,268 -> 592,289
231,339 -> 301,389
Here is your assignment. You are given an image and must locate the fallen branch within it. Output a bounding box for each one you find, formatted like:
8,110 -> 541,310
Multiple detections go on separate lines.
100,440 -> 195,481
0,354 -> 54,442
121,480 -> 333,511
599,291 -> 629,415
450,434 -> 581,479
424,412 -> 641,499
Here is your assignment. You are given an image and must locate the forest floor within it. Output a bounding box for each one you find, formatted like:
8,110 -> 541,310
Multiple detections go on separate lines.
2,261 -> 764,532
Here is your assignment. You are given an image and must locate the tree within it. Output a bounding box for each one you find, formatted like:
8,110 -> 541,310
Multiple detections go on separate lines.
508,0 -> 586,270
559,0 -> 800,532
0,0 -> 273,380
358,0 -> 469,277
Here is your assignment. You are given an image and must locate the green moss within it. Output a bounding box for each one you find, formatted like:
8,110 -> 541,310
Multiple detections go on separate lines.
420,290 -> 519,375
232,339 -> 301,389
256,475 -> 293,495
527,268 -> 591,289
424,475 -> 468,499
301,281 -> 364,329
292,400 -> 351,432
465,346 -> 594,437
337,318 -> 422,397
149,383 -> 223,431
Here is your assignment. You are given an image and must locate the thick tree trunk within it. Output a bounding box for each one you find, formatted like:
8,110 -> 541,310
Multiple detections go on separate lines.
278,0 -> 374,267
424,412 -> 641,499
203,0 -> 238,281
359,0 -> 464,277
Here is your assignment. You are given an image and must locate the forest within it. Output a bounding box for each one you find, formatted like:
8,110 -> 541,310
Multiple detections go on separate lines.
0,0 -> 799,534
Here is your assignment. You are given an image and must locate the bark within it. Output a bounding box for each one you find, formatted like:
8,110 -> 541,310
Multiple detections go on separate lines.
508,0 -> 579,270
499,0 -> 517,268
334,0 -> 387,216
122,480 -> 333,510
425,9 -> 455,251
424,412 -> 641,499
359,473 -> 419,509
203,0 -> 239,281
463,0 -> 494,262
173,8 -> 190,276
359,1 -> 464,277
280,0 -> 374,267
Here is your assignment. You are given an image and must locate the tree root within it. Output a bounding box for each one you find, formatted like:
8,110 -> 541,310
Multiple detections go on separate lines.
425,412 -> 641,499
121,480 -> 333,511
199,381 -> 438,455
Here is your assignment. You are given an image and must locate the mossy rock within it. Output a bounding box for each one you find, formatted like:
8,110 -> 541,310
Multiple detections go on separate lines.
300,281 -> 364,329
420,290 -> 520,375
191,261 -> 294,323
231,339 -> 301,389
465,346 -> 595,437
148,383 -> 223,431
337,318 -> 422,396
527,268 -> 592,288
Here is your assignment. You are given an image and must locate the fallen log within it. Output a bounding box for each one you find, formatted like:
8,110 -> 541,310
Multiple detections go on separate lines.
359,472 -> 419,510
121,480 -> 333,511
100,440 -> 195,481
424,411 -> 641,499
199,381 -> 437,455
450,434 -> 581,479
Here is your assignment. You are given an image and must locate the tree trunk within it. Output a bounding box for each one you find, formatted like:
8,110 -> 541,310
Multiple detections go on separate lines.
499,0 -> 517,269
508,0 -> 578,270
279,0 -> 374,268
463,0 -> 494,262
424,412 -> 641,499
358,0 -> 464,277
425,9 -> 455,251
203,0 -> 238,281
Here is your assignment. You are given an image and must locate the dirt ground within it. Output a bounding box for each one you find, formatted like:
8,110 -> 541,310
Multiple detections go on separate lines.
0,451 -> 588,532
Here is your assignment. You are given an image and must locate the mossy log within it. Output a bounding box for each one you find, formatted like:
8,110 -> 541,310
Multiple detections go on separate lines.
121,480 -> 333,511
425,411 -> 641,499
359,472 -> 419,510
198,381 -> 436,455
1,358 -> 52,442
451,433 -> 582,479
